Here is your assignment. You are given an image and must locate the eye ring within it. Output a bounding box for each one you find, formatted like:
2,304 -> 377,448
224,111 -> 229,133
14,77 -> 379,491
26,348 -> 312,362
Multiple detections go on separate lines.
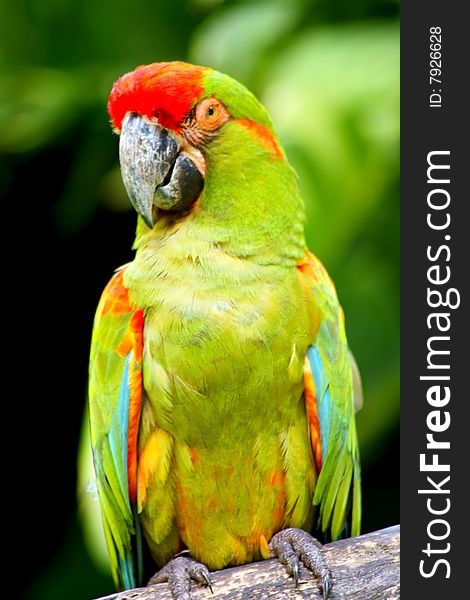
195,98 -> 228,130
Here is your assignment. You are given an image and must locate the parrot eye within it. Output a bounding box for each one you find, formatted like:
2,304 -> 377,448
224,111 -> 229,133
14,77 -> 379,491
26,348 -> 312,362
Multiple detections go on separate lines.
195,98 -> 229,131
206,105 -> 218,119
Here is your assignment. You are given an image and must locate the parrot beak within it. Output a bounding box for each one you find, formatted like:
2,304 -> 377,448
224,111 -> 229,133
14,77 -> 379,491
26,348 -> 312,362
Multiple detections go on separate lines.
119,113 -> 204,228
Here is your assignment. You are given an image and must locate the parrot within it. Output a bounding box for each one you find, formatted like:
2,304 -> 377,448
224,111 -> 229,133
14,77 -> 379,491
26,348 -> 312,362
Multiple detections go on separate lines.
88,61 -> 362,600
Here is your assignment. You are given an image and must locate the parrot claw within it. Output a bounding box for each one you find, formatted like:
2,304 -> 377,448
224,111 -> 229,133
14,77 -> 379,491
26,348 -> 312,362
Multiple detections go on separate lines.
292,560 -> 300,588
321,572 -> 332,600
268,528 -> 332,599
148,556 -> 213,600
201,569 -> 213,594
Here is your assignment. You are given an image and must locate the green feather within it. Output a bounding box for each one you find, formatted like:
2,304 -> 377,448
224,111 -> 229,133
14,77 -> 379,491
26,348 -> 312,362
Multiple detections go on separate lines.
331,458 -> 353,538
351,454 -> 362,537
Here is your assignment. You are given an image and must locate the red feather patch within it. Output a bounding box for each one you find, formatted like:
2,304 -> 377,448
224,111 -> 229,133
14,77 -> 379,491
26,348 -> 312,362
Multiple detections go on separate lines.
304,359 -> 323,472
108,62 -> 207,133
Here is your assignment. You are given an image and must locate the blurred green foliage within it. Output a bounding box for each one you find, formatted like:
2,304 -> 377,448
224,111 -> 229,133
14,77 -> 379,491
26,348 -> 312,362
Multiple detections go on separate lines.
1,1 -> 399,598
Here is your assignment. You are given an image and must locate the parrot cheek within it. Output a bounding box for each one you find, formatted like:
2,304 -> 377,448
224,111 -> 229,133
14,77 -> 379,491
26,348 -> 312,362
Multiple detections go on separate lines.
180,142 -> 206,179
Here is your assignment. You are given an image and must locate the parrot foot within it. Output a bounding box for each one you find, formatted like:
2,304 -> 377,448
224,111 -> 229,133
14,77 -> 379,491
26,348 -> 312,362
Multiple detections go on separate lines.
148,555 -> 213,600
268,528 -> 332,599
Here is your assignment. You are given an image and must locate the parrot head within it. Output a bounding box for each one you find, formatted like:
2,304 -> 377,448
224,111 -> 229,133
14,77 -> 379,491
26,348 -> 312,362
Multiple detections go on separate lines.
108,61 -> 305,264
108,61 -> 290,229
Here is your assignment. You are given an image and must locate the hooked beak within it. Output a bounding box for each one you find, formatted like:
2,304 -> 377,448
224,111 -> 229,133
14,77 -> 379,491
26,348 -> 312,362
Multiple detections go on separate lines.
119,113 -> 204,228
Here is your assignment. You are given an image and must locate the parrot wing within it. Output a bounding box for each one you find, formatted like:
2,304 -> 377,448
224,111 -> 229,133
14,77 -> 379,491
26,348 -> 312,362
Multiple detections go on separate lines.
88,266 -> 144,589
300,251 -> 361,541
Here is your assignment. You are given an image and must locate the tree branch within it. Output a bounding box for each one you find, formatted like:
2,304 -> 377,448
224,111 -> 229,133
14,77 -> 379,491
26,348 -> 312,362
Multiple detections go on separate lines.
95,525 -> 399,599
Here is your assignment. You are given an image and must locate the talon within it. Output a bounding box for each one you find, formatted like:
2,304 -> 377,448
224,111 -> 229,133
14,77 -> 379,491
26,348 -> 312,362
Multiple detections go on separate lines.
148,555 -> 212,600
268,528 -> 332,598
203,574 -> 213,594
321,573 -> 332,600
199,569 -> 213,593
292,560 -> 300,588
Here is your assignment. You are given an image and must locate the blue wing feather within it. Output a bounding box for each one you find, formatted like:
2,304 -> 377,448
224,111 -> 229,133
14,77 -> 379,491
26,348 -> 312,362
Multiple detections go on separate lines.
300,251 -> 361,540
106,352 -> 137,589
88,269 -> 144,590
307,345 -> 332,457
108,353 -> 131,505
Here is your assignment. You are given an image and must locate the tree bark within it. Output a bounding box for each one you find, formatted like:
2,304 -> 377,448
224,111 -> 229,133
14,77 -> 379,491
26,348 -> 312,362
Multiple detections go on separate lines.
96,525 -> 399,599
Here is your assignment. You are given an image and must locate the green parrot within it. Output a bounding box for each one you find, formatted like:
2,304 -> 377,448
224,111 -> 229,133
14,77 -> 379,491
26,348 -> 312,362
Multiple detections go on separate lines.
88,61 -> 362,600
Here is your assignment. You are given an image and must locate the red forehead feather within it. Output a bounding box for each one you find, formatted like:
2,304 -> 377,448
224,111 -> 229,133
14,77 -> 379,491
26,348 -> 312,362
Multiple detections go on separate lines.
107,62 -> 207,133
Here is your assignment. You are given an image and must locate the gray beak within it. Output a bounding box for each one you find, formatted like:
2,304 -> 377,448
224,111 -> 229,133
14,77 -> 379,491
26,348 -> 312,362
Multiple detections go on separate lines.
119,113 -> 204,228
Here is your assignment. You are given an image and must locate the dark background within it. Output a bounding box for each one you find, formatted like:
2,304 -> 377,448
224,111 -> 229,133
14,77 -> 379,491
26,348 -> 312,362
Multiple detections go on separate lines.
0,1 -> 399,598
